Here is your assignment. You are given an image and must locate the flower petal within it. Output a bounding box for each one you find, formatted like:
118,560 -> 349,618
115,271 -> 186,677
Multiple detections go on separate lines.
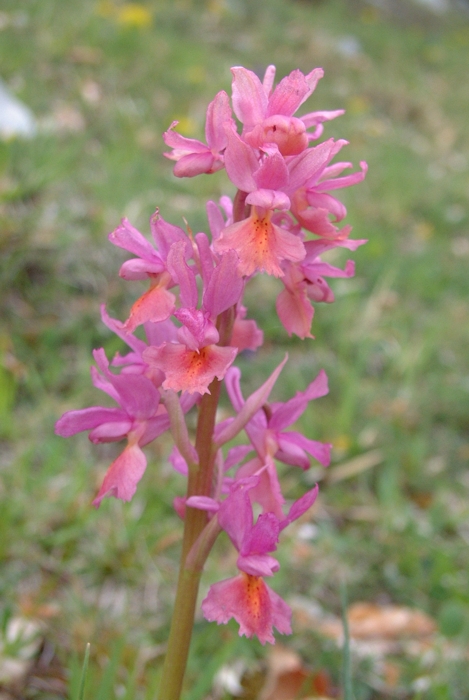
267,69 -> 313,117
269,370 -> 329,429
173,151 -> 221,177
205,90 -> 232,151
223,125 -> 259,192
216,356 -> 288,447
123,283 -> 176,332
202,573 -> 291,645
92,442 -> 147,507
231,67 -> 268,129
203,250 -> 244,319
144,343 -> 237,395
215,210 -> 305,278
109,219 -> 162,263
276,284 -> 314,339
280,485 -> 319,530
55,407 -> 128,437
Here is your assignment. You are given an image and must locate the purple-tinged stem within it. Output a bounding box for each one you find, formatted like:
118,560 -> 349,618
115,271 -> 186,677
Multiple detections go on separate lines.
232,189 -> 249,224
157,381 -> 220,700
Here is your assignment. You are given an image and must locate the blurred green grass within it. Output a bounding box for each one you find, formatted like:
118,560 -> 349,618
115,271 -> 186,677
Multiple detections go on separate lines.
1,0 -> 469,697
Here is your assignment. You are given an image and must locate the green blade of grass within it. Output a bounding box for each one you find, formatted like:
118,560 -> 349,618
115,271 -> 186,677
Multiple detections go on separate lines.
77,643 -> 91,700
95,637 -> 126,700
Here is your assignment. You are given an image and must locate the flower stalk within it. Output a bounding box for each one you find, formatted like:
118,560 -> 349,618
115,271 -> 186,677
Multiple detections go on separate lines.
158,380 -> 222,700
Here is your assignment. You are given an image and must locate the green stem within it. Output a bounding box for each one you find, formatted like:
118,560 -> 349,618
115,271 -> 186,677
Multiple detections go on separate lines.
156,565 -> 202,700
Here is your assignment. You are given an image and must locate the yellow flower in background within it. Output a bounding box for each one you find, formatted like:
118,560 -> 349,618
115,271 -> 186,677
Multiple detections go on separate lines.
346,95 -> 370,116
173,116 -> 198,136
207,0 -> 227,16
116,4 -> 153,27
185,65 -> 206,85
95,1 -> 153,28
333,434 -> 352,454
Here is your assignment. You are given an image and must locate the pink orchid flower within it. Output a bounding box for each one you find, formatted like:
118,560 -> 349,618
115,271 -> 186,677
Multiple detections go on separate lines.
232,64 -> 346,149
100,305 -> 178,384
225,366 -> 332,470
292,157 -> 368,237
231,65 -> 324,155
231,304 -> 264,352
108,210 -> 190,331
190,476 -> 318,644
214,133 -> 352,277
143,309 -> 238,395
163,91 -> 233,177
55,62 -> 369,660
276,237 -> 366,339
214,205 -> 305,278
55,348 -> 169,506
212,130 -> 304,277
199,478 -> 287,645
143,245 -> 243,394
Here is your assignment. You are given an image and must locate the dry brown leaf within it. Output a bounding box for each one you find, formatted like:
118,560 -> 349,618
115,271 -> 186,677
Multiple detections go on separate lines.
260,645 -> 302,700
347,602 -> 436,639
18,595 -> 61,620
382,660 -> 401,688
262,668 -> 311,700
291,597 -> 436,653
260,646 -> 336,700
408,491 -> 434,509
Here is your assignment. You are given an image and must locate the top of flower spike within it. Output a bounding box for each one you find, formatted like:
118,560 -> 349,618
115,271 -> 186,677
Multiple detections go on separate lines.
231,66 -> 323,132
231,65 -> 348,156
163,64 -> 347,178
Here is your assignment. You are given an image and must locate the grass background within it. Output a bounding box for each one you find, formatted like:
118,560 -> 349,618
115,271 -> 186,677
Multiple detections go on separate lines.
1,0 -> 469,697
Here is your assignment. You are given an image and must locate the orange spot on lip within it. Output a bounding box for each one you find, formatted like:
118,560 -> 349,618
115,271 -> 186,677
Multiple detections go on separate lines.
185,347 -> 208,378
242,573 -> 268,621
214,206 -> 305,277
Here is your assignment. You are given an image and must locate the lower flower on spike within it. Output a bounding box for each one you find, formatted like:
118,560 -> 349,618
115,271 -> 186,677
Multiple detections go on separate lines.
201,572 -> 292,645
144,342 -> 237,395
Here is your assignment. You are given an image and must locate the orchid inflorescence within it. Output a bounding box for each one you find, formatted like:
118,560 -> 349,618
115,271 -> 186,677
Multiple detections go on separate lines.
56,63 -> 366,678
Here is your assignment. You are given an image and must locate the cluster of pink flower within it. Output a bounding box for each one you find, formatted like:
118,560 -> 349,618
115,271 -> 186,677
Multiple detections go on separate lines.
56,65 -> 366,645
